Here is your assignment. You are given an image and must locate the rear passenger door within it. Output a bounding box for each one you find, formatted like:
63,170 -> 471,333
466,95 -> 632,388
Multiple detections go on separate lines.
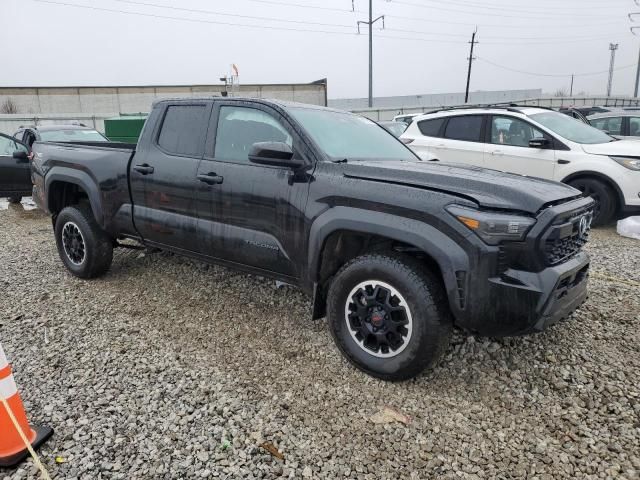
130,101 -> 212,251
194,102 -> 312,279
438,114 -> 486,167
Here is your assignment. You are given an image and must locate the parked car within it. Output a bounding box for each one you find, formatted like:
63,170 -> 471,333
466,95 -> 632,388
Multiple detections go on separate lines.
378,121 -> 408,137
588,111 -> 640,140
32,98 -> 593,381
0,133 -> 31,203
392,113 -> 421,125
559,106 -> 612,117
13,124 -> 108,148
559,107 -> 590,124
401,105 -> 640,226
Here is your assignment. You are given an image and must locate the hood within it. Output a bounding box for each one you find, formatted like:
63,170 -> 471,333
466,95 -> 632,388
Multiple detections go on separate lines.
342,160 -> 581,214
582,139 -> 640,156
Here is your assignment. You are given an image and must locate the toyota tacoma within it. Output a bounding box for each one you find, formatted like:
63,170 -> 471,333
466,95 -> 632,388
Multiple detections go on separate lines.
31,98 -> 594,380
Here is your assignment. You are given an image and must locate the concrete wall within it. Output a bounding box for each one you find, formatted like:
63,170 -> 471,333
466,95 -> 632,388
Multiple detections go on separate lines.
0,82 -> 327,116
329,89 -> 543,111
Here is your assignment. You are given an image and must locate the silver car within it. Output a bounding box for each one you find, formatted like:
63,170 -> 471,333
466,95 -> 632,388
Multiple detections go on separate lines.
588,111 -> 640,140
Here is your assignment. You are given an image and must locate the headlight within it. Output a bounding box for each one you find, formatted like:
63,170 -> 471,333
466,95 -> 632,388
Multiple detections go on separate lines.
446,205 -> 536,245
610,156 -> 640,171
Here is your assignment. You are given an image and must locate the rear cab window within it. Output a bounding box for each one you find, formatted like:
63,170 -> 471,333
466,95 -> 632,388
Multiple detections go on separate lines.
157,104 -> 209,156
443,115 -> 484,142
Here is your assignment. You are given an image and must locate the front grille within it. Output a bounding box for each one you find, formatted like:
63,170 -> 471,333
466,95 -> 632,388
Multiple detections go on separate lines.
543,209 -> 592,266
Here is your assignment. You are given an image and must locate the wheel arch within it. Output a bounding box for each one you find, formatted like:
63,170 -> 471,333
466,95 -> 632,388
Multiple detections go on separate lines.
561,170 -> 623,212
46,168 -> 103,226
308,207 -> 469,319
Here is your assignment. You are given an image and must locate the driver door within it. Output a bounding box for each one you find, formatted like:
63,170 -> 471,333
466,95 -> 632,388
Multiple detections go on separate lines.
0,134 -> 31,196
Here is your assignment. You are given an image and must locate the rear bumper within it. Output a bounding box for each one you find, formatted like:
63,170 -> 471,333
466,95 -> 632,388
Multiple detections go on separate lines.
456,251 -> 590,337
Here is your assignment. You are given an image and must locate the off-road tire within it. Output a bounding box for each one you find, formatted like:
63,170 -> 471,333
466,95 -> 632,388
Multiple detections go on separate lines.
327,253 -> 452,381
54,204 -> 113,279
568,178 -> 616,227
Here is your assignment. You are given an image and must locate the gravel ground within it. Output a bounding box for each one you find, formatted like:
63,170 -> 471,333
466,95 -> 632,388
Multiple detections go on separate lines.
1,202 -> 639,479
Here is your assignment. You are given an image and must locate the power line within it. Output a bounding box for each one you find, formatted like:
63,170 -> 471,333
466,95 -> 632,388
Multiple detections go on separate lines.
476,57 -> 636,78
30,0 -> 631,47
385,0 -> 628,20
111,0 -> 355,29
389,0 -> 631,15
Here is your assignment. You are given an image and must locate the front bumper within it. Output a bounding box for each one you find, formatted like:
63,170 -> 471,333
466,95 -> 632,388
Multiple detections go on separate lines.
455,248 -> 590,337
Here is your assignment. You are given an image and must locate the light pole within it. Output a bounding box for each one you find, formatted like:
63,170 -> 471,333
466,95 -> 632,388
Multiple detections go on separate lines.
607,43 -> 619,97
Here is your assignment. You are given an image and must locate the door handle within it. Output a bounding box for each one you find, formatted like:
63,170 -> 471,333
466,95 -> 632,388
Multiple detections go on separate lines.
197,173 -> 224,185
491,150 -> 504,156
133,164 -> 154,175
557,159 -> 571,165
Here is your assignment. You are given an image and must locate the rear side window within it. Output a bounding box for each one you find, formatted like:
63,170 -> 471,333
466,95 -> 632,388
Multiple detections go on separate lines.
443,115 -> 484,142
630,117 -> 640,136
417,118 -> 445,137
157,105 -> 208,156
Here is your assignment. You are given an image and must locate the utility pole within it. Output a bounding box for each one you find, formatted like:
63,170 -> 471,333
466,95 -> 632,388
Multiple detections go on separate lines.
570,74 -> 574,97
607,43 -> 619,97
357,1 -> 385,107
465,28 -> 478,103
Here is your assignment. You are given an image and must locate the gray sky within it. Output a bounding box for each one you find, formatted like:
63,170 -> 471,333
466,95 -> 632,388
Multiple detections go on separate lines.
1,0 -> 637,99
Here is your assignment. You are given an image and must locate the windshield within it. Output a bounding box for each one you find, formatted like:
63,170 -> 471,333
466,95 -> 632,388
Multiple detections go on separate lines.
529,111 -> 614,144
39,129 -> 108,142
288,108 -> 417,161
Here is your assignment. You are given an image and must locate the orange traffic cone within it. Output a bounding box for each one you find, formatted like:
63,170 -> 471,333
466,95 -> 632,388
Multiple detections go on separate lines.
0,343 -> 53,468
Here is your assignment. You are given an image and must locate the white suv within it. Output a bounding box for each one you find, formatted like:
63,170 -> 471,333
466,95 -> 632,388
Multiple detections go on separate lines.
400,106 -> 640,225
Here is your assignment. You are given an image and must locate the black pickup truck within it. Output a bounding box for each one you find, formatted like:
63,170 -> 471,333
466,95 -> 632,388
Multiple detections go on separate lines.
32,98 -> 593,380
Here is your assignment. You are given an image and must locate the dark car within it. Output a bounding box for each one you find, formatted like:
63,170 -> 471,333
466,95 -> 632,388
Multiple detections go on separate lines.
13,124 -> 108,148
32,98 -> 593,381
378,121 -> 408,137
0,133 -> 31,203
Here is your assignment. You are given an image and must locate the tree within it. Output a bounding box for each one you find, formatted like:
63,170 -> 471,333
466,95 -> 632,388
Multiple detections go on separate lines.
0,98 -> 18,114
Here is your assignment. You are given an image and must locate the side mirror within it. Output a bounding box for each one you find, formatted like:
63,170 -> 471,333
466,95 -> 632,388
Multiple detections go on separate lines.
248,142 -> 304,169
13,150 -> 29,163
529,138 -> 550,149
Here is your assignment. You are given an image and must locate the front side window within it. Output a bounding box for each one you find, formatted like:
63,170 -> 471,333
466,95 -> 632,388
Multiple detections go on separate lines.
0,135 -> 26,155
288,107 -> 416,161
157,105 -> 208,156
630,117 -> 640,136
530,111 -> 614,144
491,116 -> 545,147
590,117 -> 623,136
214,106 -> 292,163
418,118 -> 445,137
443,115 -> 483,142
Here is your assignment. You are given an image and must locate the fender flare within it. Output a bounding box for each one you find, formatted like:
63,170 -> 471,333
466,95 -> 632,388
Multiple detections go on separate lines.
45,168 -> 104,226
308,207 -> 470,314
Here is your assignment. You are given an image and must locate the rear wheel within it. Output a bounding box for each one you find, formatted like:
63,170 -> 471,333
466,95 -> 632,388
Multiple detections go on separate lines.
327,253 -> 452,381
568,178 -> 616,226
7,196 -> 21,204
54,204 -> 113,278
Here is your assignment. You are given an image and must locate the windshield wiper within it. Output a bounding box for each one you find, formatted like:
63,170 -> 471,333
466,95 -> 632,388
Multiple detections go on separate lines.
332,158 -> 348,164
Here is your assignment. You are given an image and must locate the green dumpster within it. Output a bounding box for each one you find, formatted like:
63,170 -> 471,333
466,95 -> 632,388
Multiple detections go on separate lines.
104,114 -> 147,143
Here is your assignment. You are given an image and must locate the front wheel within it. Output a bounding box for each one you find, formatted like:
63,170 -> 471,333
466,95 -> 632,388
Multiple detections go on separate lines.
327,253 -> 452,381
568,178 -> 616,226
54,204 -> 113,279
